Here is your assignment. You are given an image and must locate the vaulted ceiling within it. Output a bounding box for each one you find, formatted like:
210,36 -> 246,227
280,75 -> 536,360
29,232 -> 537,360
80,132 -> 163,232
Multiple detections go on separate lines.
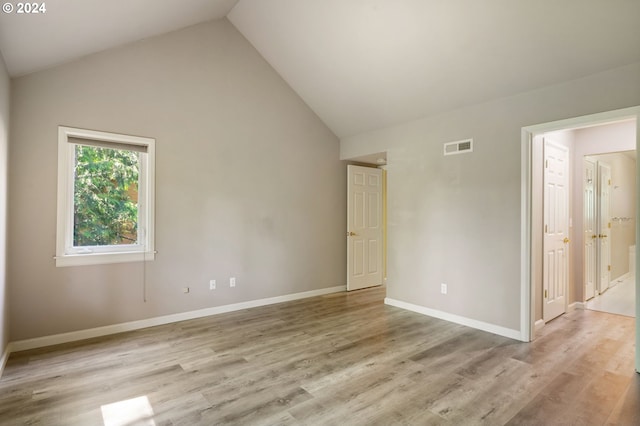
0,0 -> 238,76
1,0 -> 639,138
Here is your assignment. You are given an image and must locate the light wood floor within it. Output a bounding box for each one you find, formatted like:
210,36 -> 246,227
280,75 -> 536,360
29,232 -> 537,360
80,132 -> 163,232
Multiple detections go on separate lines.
1,287 -> 638,425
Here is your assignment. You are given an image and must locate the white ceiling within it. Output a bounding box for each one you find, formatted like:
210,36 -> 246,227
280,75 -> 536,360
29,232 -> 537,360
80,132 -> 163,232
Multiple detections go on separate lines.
0,0 -> 238,76
1,1 -> 639,139
229,0 -> 640,138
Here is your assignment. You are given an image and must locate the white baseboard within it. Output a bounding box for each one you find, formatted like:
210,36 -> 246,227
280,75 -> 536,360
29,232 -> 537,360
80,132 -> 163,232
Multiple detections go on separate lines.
569,301 -> 586,311
384,298 -> 523,341
9,285 -> 346,354
0,342 -> 11,378
534,319 -> 545,334
611,273 -> 631,286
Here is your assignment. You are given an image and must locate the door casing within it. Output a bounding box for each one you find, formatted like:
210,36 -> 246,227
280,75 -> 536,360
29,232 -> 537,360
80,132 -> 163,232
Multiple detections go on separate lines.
347,165 -> 383,291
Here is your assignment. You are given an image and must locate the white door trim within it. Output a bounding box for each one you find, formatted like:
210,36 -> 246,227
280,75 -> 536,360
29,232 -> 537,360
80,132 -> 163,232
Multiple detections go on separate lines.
520,106 -> 640,374
347,165 -> 383,291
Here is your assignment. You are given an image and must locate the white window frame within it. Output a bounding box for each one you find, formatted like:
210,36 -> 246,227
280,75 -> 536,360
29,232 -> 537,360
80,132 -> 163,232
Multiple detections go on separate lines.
56,126 -> 155,267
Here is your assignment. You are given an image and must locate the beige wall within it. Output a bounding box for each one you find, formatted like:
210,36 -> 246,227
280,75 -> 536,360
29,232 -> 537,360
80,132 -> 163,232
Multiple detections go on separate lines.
0,54 -> 9,357
8,18 -> 345,341
341,62 -> 640,332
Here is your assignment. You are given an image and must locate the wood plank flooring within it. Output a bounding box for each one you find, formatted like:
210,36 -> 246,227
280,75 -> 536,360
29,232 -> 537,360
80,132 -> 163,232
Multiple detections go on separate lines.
0,287 -> 638,425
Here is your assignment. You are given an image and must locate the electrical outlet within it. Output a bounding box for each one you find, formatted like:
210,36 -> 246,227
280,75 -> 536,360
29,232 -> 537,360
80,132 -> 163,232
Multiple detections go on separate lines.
230,277 -> 236,287
209,280 -> 216,290
183,287 -> 190,294
440,283 -> 447,295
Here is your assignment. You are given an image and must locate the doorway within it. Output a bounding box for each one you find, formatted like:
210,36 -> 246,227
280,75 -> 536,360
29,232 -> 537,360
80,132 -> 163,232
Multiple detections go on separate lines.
534,122 -> 635,323
584,151 -> 636,317
347,164 -> 383,290
344,153 -> 388,291
520,106 -> 640,373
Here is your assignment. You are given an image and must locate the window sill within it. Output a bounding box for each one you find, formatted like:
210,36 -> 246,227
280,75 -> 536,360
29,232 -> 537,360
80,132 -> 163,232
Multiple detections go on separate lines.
55,251 -> 155,267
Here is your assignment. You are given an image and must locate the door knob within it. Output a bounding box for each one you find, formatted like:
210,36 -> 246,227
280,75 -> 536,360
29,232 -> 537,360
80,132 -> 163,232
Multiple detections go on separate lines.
591,235 -> 597,239
563,238 -> 570,244
347,231 -> 357,236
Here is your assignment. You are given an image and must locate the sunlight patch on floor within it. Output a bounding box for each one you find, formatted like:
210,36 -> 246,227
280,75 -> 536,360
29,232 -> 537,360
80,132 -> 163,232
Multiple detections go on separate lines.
101,395 -> 156,426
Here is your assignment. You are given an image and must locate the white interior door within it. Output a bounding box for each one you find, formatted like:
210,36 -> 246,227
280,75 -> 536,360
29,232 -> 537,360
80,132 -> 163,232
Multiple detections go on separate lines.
347,165 -> 383,291
583,158 -> 597,300
597,161 -> 612,294
543,139 -> 569,323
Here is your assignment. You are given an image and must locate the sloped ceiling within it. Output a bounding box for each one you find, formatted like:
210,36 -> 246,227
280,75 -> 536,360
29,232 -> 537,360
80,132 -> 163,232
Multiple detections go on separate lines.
0,0 -> 238,76
1,1 -> 639,138
228,0 -> 640,138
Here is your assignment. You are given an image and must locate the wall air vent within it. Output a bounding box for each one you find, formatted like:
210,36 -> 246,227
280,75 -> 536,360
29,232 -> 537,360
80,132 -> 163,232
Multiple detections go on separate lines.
443,139 -> 473,156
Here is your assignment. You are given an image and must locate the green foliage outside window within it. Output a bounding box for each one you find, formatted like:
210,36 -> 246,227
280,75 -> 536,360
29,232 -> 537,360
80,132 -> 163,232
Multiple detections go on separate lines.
73,145 -> 139,246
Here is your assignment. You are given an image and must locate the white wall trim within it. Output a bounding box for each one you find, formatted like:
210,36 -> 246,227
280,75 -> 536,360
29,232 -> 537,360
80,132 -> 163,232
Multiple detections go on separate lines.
520,129 -> 533,342
568,302 -> 586,311
611,273 -> 630,286
534,319 -> 545,334
0,343 -> 12,378
385,298 -> 523,341
567,302 -> 587,312
8,285 -> 346,354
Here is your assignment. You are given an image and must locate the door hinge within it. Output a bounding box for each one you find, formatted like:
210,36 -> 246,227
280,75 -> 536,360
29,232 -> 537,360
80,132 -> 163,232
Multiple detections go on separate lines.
608,265 -> 611,271
544,289 -> 548,298
608,222 -> 611,228
608,179 -> 611,185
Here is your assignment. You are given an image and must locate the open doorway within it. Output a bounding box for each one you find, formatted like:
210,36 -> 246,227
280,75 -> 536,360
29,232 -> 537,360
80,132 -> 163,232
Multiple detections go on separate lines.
521,106 -> 640,373
532,120 -> 636,323
584,150 -> 636,317
533,122 -> 636,321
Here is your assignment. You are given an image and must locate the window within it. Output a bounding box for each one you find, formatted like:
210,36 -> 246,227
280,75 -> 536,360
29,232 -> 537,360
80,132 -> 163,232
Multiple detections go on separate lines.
56,126 -> 155,267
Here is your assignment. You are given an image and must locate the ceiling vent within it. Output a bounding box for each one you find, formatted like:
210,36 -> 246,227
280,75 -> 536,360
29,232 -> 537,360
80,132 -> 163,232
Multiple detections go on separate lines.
443,139 -> 473,156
